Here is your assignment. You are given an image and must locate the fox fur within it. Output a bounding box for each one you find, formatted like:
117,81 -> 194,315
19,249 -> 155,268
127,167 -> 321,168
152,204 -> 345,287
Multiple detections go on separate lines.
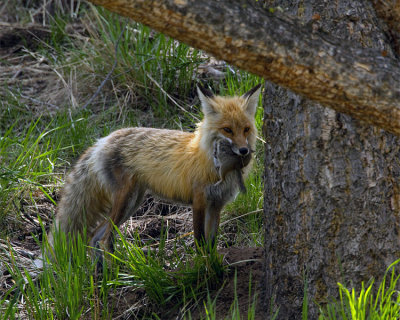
46,84 -> 261,254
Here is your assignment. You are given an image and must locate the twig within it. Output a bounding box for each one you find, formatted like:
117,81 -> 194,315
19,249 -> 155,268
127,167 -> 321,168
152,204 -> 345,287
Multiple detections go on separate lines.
5,88 -> 62,109
147,231 -> 193,248
17,91 -> 61,110
220,208 -> 263,227
51,67 -> 78,109
81,23 -> 127,109
228,258 -> 262,266
256,135 -> 266,144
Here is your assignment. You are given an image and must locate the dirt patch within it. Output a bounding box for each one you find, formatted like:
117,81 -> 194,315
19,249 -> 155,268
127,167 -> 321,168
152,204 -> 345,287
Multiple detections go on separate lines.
186,247 -> 265,320
219,247 -> 265,319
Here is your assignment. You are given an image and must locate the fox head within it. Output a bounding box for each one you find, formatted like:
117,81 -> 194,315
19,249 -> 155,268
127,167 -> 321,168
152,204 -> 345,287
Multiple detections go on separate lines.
196,84 -> 261,158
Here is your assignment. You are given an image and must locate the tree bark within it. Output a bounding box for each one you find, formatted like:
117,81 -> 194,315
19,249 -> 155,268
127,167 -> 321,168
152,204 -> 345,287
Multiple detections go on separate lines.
86,0 -> 400,136
369,0 -> 400,57
263,1 -> 400,318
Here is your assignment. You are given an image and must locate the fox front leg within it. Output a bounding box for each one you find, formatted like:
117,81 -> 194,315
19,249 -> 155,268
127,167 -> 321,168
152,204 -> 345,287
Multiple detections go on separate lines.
192,184 -> 221,247
192,200 -> 221,248
192,186 -> 207,245
204,202 -> 223,245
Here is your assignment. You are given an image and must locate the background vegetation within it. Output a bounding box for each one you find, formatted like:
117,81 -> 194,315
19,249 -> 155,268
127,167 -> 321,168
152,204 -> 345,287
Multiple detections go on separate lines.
1,1 -> 400,319
0,1 -> 264,318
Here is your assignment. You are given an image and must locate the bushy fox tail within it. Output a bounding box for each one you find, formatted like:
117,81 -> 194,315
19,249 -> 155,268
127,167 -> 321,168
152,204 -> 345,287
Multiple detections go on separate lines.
47,153 -> 111,248
34,155 -> 110,268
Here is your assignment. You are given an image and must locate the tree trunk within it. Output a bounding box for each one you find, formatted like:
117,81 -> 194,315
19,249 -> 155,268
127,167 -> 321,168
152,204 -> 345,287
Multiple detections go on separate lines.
263,1 -> 400,318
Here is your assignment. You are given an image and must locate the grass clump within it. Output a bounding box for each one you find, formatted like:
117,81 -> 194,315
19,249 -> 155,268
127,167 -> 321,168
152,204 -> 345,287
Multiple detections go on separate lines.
111,225 -> 227,317
68,6 -> 205,121
319,259 -> 400,320
3,229 -> 114,320
0,112 -> 99,235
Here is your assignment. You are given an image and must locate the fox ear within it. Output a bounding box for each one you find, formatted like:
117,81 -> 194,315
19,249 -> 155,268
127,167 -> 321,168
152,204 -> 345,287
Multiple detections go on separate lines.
197,85 -> 216,115
242,84 -> 261,117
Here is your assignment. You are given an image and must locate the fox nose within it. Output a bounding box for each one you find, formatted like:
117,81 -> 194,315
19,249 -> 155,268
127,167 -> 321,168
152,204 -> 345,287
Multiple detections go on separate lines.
239,147 -> 249,155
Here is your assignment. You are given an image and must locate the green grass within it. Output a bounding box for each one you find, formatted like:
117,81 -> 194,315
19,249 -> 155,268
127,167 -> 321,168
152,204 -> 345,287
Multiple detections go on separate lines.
0,110 -> 102,234
0,3 -> 264,318
4,211 -> 258,319
111,227 -> 226,311
187,271 -> 258,320
2,2 -> 400,319
319,259 -> 400,320
3,229 -> 105,320
67,5 -> 206,121
1,223 -> 260,319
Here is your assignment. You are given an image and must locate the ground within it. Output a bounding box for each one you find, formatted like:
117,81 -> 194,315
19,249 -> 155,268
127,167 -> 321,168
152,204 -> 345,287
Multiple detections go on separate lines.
1,191 -> 265,319
0,17 -> 265,319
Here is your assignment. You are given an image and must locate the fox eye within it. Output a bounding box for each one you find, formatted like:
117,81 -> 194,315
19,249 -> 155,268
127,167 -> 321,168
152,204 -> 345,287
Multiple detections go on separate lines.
244,127 -> 250,133
223,127 -> 233,134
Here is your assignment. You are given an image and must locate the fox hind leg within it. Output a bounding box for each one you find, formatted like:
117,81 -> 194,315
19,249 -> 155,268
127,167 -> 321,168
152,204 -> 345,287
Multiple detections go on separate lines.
90,177 -> 145,263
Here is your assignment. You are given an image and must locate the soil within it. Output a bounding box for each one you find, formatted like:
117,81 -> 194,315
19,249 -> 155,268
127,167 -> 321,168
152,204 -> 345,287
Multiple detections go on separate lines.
203,246 -> 265,320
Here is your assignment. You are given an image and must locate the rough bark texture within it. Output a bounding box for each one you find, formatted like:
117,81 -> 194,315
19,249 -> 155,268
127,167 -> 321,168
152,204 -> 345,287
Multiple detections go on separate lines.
369,0 -> 400,57
263,1 -> 400,318
86,0 -> 400,136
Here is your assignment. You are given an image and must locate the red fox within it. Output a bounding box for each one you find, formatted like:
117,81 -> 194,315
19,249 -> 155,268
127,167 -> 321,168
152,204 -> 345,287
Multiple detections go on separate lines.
46,84 -> 261,255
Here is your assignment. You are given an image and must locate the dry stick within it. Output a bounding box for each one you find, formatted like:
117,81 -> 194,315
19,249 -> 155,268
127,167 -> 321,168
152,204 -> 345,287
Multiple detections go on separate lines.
220,208 -> 263,227
81,23 -> 127,109
15,92 -> 61,110
147,231 -> 193,248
